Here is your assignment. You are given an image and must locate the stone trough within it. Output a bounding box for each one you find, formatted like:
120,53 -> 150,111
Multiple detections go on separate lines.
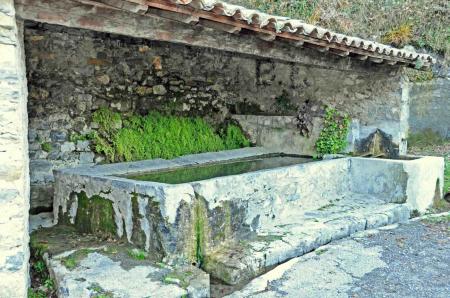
53,147 -> 444,287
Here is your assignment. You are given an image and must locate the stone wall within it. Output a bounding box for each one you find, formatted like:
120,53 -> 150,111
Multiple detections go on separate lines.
409,76 -> 450,140
25,21 -> 408,211
0,1 -> 30,297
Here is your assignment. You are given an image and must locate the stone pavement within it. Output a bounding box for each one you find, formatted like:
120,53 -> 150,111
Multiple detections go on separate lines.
225,212 -> 450,298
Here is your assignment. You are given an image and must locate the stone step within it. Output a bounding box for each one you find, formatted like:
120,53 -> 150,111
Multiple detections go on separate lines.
30,225 -> 210,298
203,197 -> 411,286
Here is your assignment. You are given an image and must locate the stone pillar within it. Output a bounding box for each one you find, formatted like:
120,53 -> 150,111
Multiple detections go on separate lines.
0,0 -> 30,297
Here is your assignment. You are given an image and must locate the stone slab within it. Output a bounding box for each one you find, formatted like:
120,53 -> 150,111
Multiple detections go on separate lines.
31,226 -> 210,298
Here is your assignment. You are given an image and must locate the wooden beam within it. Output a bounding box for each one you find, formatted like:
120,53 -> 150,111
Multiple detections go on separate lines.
146,7 -> 199,24
198,19 -> 240,34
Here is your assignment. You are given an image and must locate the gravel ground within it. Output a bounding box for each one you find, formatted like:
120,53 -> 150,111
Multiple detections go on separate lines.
348,215 -> 450,298
227,213 -> 450,298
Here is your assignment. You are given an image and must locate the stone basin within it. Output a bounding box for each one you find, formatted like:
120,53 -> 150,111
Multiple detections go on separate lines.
54,147 -> 444,285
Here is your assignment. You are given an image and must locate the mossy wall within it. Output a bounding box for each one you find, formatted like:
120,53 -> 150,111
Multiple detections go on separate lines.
75,192 -> 116,237
92,108 -> 250,163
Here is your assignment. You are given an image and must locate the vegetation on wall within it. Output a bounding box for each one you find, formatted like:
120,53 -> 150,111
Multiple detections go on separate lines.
315,107 -> 350,157
230,0 -> 449,57
91,108 -> 250,162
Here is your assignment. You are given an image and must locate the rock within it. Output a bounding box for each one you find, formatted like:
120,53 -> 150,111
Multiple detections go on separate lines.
153,85 -> 167,95
96,74 -> 110,85
50,130 -> 67,142
79,152 -> 94,164
152,56 -> 162,70
76,140 -> 90,152
60,142 -> 76,153
31,226 -> 210,298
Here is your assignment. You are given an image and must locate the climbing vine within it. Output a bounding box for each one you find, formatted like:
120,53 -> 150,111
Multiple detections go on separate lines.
315,107 -> 350,157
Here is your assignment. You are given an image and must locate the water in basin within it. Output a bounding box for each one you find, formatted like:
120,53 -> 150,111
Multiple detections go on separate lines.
125,154 -> 313,184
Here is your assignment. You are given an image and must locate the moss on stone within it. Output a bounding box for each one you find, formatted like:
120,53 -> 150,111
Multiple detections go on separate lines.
61,248 -> 96,270
162,271 -> 193,289
90,108 -> 250,163
75,192 -> 116,238
190,197 -> 209,267
130,194 -> 147,247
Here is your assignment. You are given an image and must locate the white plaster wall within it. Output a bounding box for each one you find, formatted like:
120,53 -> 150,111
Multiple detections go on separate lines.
0,0 -> 30,296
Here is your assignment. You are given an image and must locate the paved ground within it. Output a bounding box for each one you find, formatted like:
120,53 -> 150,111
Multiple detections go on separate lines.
226,213 -> 450,298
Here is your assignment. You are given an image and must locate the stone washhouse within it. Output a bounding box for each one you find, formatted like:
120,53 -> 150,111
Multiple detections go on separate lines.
0,0 -> 443,297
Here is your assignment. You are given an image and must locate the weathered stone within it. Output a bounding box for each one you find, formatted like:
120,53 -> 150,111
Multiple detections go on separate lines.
96,74 -> 110,85
31,226 -> 210,298
60,142 -> 75,153
50,130 -> 67,142
0,4 -> 29,296
76,140 -> 90,151
53,148 -> 443,285
79,152 -> 95,164
153,84 -> 167,95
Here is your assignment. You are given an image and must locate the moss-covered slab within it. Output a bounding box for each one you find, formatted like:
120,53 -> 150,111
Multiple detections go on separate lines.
30,225 -> 210,297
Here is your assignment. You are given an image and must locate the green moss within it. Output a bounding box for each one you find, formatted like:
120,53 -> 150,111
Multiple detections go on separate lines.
191,198 -> 209,267
40,142 -> 52,153
90,108 -> 250,163
315,107 -> 350,157
162,271 -> 193,289
61,248 -> 96,270
75,192 -> 116,237
88,283 -> 114,298
315,248 -> 328,255
127,248 -> 148,260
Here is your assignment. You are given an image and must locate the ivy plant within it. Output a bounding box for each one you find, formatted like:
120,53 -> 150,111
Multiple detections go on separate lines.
315,107 -> 350,157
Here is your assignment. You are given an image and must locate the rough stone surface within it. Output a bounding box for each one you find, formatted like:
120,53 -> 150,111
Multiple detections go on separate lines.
53,148 -> 444,285
227,212 -> 450,298
0,1 -> 30,296
31,226 -> 210,297
24,21 -> 409,210
409,77 -> 450,139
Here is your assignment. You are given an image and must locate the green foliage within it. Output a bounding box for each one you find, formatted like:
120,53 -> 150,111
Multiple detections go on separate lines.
33,261 -> 46,274
69,132 -> 93,143
28,289 -> 46,298
40,142 -> 52,153
127,249 -> 147,260
91,109 -> 250,163
315,107 -> 350,157
221,124 -> 251,149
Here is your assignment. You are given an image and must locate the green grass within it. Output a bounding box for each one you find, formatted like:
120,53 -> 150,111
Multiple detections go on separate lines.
91,108 -> 250,163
